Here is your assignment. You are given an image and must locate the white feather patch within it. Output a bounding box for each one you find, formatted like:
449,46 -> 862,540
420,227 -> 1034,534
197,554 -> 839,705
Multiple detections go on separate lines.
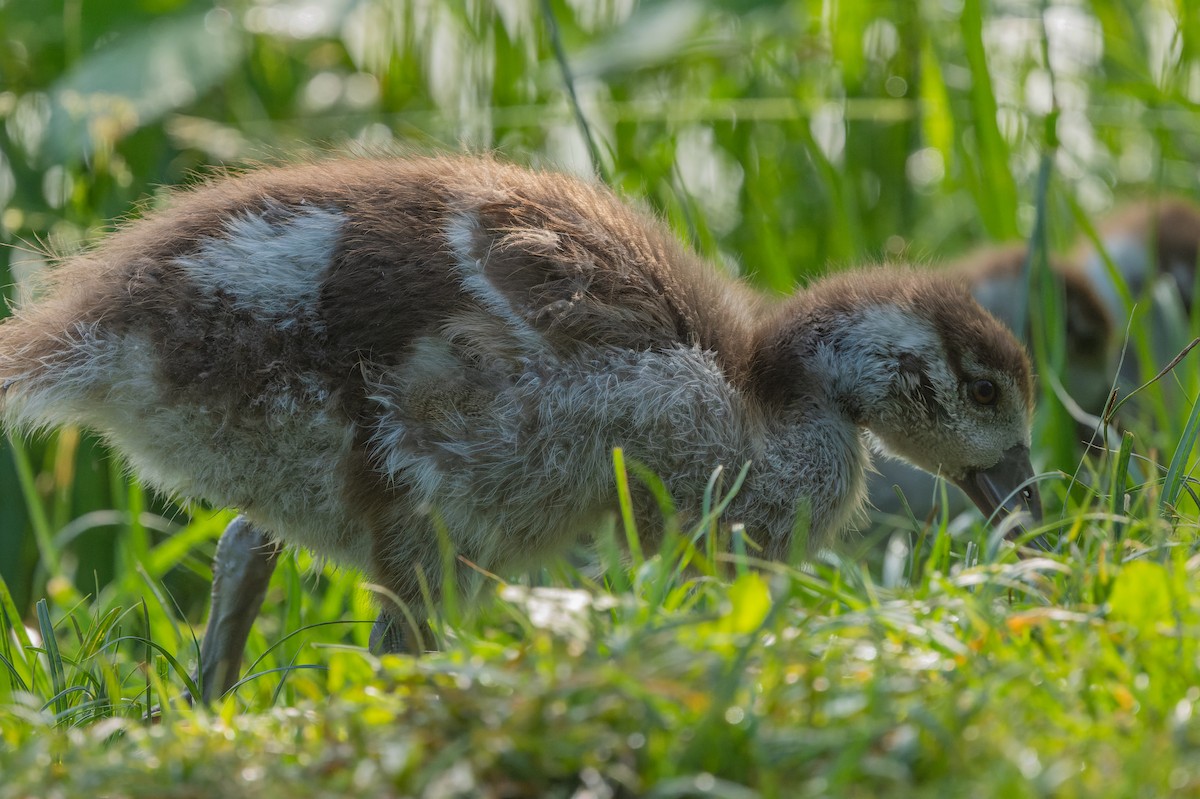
444,213 -> 548,355
175,205 -> 342,324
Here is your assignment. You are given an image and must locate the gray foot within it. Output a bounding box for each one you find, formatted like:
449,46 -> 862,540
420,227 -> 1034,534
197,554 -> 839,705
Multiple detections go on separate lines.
369,611 -> 413,655
197,516 -> 280,702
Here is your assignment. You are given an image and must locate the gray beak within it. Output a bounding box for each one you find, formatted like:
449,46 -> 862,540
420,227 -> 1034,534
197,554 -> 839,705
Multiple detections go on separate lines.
954,444 -> 1046,549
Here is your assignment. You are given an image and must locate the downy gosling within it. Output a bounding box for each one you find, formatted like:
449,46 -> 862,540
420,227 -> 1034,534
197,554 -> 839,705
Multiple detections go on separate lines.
0,156 -> 1041,700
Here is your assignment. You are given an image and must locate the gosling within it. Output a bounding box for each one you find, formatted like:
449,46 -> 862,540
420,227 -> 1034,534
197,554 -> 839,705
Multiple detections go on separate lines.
869,244 -> 1112,520
1079,198 -> 1200,320
0,156 -> 1040,700
1077,198 -> 1200,389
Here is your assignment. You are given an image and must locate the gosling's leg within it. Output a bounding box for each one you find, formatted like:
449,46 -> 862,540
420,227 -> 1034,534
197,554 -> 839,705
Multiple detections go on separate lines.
198,516 -> 280,703
369,599 -> 430,655
369,612 -> 410,654
367,529 -> 468,656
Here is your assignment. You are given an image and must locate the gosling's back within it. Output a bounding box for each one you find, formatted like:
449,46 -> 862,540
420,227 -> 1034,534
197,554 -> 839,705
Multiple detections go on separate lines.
0,157 -> 761,583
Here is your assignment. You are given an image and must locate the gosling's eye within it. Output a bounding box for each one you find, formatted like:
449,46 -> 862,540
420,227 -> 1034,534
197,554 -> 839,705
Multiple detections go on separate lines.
970,379 -> 998,406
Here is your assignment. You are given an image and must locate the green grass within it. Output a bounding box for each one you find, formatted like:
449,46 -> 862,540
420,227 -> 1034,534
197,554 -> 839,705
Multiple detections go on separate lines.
3,0 -> 1200,795
4,496 -> 1200,797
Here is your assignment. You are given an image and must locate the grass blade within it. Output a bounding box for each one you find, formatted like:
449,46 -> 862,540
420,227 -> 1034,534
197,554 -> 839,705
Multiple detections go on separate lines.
1160,393 -> 1200,518
8,434 -> 61,579
35,599 -> 67,720
612,447 -> 643,565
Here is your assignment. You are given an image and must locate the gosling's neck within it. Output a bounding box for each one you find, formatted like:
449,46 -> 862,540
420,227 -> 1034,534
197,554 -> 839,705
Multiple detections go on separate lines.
733,306 -> 921,553
749,300 -> 930,430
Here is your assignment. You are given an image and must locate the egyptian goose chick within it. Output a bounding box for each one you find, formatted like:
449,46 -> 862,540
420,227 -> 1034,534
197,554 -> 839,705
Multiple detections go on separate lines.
0,156 -> 1040,700
1076,198 -> 1200,388
870,244 -> 1112,519
1079,198 -> 1200,317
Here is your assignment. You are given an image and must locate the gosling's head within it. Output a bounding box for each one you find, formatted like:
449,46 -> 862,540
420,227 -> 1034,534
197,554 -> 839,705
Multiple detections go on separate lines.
951,243 -> 1114,415
786,270 -> 1041,527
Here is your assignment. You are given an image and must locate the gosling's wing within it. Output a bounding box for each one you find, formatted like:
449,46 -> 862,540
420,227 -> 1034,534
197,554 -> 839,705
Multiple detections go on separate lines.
322,156 -> 754,369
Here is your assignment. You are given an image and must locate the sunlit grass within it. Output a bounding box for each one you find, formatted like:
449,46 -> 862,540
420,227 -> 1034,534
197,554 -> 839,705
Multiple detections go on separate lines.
4,472 -> 1200,796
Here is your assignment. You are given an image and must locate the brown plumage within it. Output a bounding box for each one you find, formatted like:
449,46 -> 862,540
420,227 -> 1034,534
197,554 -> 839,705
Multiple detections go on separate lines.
0,155 -> 1041,700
